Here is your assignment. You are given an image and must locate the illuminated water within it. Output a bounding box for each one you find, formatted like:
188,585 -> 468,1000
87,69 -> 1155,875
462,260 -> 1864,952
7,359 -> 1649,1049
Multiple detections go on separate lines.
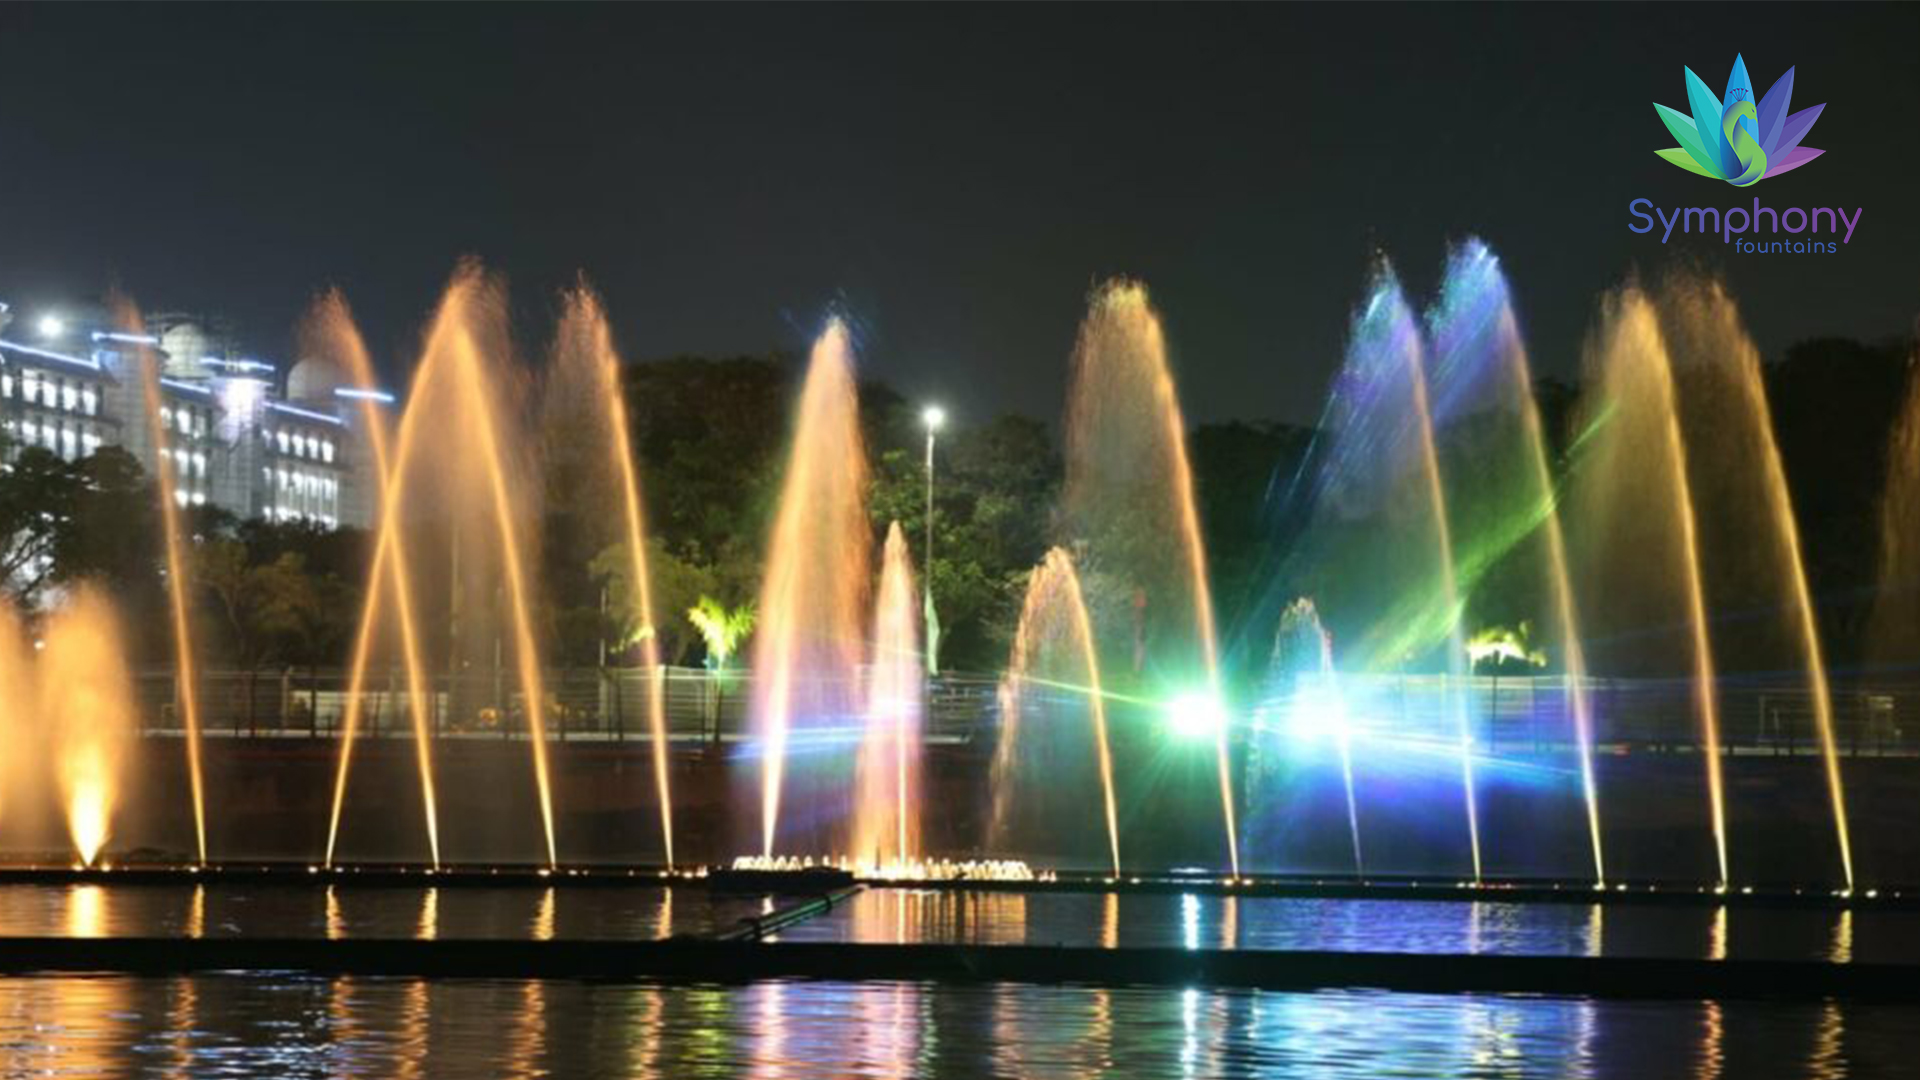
1569,289 -> 1730,887
752,319 -> 871,857
1063,281 -> 1235,874
324,266 -> 558,868
852,523 -> 923,868
1658,277 -> 1854,890
993,548 -> 1121,874
0,975 -> 1908,1078
307,291 -> 442,870
1429,241 -> 1604,884
41,588 -> 135,867
119,300 -> 210,865
549,286 -> 675,866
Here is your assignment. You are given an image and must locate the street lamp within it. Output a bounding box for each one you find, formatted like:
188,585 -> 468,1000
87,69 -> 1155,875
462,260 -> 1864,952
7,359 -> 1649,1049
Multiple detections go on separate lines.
36,314 -> 66,340
920,404 -> 946,674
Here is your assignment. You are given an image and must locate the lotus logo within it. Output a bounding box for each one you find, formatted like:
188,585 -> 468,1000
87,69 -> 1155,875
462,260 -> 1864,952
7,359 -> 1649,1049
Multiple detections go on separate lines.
1653,55 -> 1824,186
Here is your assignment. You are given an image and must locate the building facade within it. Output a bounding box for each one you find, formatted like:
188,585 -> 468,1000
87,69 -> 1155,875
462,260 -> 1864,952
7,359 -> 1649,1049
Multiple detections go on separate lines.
0,304 -> 383,529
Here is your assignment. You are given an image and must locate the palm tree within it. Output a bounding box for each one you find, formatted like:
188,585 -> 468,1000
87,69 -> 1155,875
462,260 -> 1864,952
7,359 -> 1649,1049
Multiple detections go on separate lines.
687,596 -> 755,737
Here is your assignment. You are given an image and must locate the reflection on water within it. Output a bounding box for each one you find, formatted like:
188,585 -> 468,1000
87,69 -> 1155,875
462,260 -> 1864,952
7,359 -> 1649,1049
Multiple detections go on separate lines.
0,883 -> 749,942
79,979 -> 1840,1080
416,887 -> 438,941
775,890 -> 1920,961
65,883 -> 105,938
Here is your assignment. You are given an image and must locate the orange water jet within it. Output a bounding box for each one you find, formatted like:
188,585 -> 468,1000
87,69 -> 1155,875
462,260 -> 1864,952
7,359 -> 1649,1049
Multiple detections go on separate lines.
42,587 -> 135,867
553,287 -> 674,866
993,547 -> 1121,875
447,286 -> 560,868
1580,290 -> 1729,886
309,291 -> 442,869
1064,281 -> 1233,874
751,319 -> 870,856
115,299 -> 208,865
853,523 -> 923,867
1662,279 -> 1851,888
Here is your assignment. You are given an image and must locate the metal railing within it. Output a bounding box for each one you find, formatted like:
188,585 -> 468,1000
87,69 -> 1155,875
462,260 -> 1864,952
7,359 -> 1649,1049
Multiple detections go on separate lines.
123,667 -> 1919,758
130,666 -> 1000,745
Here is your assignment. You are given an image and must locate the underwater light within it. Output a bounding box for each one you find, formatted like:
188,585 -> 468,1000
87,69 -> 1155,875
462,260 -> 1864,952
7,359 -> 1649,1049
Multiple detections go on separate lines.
1165,692 -> 1228,741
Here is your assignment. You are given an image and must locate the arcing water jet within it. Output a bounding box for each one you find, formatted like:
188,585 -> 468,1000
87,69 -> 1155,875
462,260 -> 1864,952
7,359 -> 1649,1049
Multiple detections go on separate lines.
752,318 -> 870,856
1660,277 -> 1853,889
115,299 -> 208,865
1430,240 -> 1605,885
1064,281 -> 1235,875
551,287 -> 674,866
324,266 -> 558,867
1400,281 -> 1482,884
446,282 -> 561,868
993,547 -> 1121,876
1573,288 -> 1729,886
852,523 -> 922,868
307,292 -> 442,870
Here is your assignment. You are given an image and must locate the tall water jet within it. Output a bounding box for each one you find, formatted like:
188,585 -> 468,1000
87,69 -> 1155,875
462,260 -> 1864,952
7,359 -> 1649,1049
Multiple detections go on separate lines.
752,318 -> 871,856
548,286 -> 674,866
1399,282 -> 1481,884
1567,288 -> 1728,886
1659,277 -> 1853,889
1260,265 -> 1478,876
1429,240 -> 1604,884
1063,280 -> 1234,875
446,275 -> 560,867
325,265 -> 557,866
307,292 -> 442,870
992,547 -> 1121,875
42,587 -> 135,867
115,299 -> 208,865
853,523 -> 923,868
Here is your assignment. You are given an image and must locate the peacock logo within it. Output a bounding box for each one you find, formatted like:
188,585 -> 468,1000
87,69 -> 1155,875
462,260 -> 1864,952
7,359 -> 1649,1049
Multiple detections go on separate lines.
1653,55 -> 1825,187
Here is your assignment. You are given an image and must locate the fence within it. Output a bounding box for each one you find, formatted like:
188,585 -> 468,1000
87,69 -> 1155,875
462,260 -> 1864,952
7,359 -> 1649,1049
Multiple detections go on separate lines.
125,667 -> 1918,757
130,666 -> 999,745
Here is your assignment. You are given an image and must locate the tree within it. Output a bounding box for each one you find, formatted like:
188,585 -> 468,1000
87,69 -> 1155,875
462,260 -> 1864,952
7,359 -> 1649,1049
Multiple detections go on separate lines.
0,446 -> 86,605
686,594 -> 755,734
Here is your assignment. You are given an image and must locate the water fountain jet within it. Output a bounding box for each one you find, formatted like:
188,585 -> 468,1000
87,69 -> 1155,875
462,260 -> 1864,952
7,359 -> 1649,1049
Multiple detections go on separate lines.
115,299 -> 208,865
852,523 -> 922,869
993,547 -> 1121,876
752,318 -> 870,857
42,587 -> 135,868
1063,281 -> 1234,875
308,292 -> 442,870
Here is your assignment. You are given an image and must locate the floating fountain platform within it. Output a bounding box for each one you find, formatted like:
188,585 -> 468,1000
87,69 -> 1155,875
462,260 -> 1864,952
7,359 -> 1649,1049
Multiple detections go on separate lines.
0,859 -> 1906,909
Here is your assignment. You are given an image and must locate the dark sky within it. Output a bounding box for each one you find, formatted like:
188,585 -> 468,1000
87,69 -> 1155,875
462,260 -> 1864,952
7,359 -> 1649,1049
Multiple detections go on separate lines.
2,3 -> 1917,424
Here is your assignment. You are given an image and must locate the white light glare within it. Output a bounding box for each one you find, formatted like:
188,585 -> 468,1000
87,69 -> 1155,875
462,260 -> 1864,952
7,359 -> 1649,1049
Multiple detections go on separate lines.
1165,691 -> 1228,741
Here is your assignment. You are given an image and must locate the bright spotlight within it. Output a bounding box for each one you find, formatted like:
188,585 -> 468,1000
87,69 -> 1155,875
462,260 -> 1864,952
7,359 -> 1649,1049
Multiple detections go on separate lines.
1287,683 -> 1347,742
36,314 -> 66,339
921,404 -> 947,431
1165,691 -> 1228,740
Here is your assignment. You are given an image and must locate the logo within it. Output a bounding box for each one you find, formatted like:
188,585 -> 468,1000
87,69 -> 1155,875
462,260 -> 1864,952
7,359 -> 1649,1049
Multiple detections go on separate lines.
1652,55 -> 1824,187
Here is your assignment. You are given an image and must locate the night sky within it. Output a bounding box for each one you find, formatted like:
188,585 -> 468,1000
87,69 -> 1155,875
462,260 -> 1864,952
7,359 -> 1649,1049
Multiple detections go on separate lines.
2,3 -> 1917,424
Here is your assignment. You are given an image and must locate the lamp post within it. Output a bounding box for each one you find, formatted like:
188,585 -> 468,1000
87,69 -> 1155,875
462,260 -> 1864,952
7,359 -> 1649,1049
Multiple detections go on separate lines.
920,404 -> 946,674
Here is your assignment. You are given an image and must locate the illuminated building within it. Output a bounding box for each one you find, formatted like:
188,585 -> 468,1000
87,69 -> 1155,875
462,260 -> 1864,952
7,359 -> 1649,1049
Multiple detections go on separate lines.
0,303 -> 384,528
